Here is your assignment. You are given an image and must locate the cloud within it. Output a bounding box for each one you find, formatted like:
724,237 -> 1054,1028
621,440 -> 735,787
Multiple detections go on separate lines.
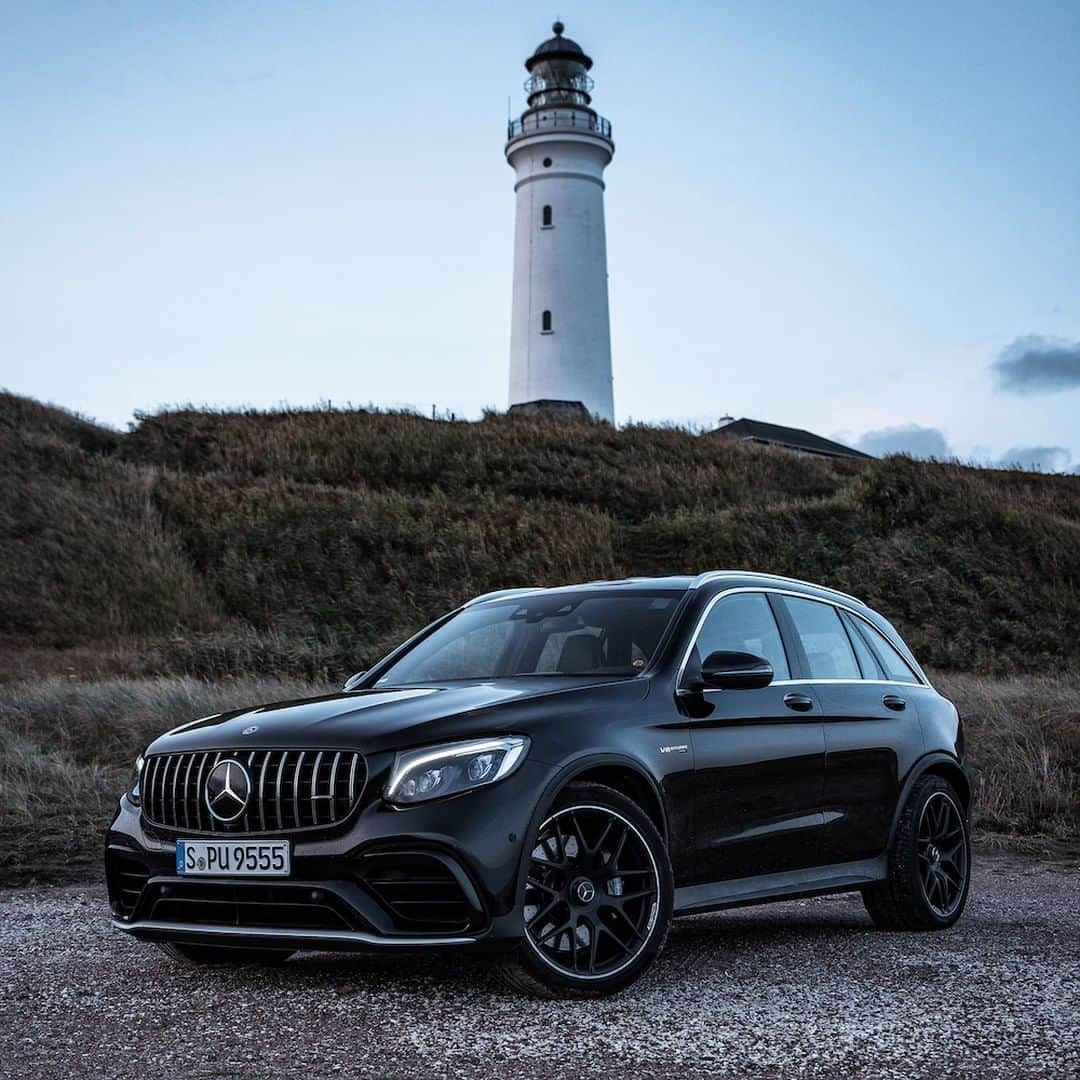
854,424 -> 953,459
995,445 -> 1072,473
852,422 -> 1077,473
992,335 -> 1080,394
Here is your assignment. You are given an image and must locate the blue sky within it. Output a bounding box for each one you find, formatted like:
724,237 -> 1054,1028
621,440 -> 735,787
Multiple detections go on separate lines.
3,1 -> 1079,469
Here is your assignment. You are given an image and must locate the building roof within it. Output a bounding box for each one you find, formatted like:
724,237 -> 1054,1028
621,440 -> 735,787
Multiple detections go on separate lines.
710,417 -> 873,460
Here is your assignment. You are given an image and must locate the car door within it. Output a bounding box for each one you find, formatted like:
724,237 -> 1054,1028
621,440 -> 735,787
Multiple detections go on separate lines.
777,596 -> 923,866
680,591 -> 827,884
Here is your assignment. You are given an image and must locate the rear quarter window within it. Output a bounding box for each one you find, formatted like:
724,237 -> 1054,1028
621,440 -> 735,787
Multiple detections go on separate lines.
839,610 -> 883,678
850,616 -> 922,685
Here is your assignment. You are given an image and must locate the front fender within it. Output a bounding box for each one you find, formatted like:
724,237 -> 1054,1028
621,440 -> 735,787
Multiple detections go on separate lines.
509,751 -> 670,910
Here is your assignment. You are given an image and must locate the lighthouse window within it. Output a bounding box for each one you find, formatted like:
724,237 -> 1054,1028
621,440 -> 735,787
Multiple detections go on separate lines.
542,157 -> 553,168
541,310 -> 553,333
542,205 -> 553,228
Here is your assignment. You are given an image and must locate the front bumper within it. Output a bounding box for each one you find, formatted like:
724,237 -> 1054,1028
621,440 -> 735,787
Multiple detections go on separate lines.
106,758 -> 551,953
113,909 -> 480,953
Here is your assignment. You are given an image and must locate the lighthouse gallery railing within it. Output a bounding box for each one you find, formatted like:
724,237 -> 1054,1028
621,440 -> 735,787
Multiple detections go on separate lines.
507,111 -> 613,141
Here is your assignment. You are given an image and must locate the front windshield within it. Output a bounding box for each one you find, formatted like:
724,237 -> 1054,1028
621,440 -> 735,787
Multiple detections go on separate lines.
374,590 -> 684,687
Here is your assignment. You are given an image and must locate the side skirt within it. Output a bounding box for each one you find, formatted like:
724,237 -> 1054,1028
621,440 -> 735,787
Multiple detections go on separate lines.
673,856 -> 887,916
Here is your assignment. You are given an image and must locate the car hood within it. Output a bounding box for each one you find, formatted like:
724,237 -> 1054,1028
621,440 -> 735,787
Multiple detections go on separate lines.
147,676 -> 638,757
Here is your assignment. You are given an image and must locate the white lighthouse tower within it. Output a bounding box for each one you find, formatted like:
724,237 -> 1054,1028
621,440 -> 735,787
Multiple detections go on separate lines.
506,22 -> 615,423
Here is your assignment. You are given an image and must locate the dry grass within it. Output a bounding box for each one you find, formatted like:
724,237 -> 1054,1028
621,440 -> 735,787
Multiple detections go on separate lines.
935,671 -> 1080,839
3,391 -> 1079,678
0,675 -> 331,882
0,670 -> 1075,884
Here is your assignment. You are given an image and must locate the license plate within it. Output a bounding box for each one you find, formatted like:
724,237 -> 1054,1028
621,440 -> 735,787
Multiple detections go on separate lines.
176,839 -> 290,877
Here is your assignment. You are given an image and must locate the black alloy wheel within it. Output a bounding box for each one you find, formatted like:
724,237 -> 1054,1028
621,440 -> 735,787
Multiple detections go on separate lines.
862,774 -> 971,931
917,791 -> 968,919
526,804 -> 659,977
499,782 -> 673,997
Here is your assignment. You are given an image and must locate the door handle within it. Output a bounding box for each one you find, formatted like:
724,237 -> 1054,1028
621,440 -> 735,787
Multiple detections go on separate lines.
783,693 -> 815,713
883,694 -> 907,712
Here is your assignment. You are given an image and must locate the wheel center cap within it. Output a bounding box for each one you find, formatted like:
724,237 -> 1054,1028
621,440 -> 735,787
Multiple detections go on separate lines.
927,844 -> 941,864
571,877 -> 596,904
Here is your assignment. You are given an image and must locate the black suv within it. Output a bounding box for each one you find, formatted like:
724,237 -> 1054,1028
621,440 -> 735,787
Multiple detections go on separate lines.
106,571 -> 971,997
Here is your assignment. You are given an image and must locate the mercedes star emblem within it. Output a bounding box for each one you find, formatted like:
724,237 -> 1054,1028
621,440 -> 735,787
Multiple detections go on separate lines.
205,759 -> 251,823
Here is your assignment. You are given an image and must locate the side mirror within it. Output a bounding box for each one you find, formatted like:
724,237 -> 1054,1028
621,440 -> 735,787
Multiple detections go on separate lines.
699,651 -> 774,690
342,671 -> 368,692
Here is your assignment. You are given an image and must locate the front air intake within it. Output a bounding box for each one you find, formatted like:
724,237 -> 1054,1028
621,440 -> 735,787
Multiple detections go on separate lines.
141,749 -> 365,835
358,850 -> 485,933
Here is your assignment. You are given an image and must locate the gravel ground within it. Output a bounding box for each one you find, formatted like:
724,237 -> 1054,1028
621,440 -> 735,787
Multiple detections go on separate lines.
1,849 -> 1077,1079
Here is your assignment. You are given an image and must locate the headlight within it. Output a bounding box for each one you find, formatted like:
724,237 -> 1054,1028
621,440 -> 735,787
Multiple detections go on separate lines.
385,736 -> 529,806
128,754 -> 145,806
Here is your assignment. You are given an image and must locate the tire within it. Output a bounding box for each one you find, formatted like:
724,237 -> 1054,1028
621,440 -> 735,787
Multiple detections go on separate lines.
157,942 -> 295,966
497,781 -> 673,998
862,774 -> 971,931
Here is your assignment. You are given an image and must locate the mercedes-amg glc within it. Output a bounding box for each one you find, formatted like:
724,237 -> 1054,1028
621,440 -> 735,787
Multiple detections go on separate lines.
106,571 -> 971,997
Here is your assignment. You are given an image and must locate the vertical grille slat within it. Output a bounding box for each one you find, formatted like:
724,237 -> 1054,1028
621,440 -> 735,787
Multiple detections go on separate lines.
311,751 -> 324,826
171,754 -> 184,827
329,751 -> 342,820
246,751 -> 257,831
159,756 -> 174,826
181,753 -> 195,829
258,751 -> 270,832
151,756 -> 163,824
140,749 -> 362,835
210,751 -> 222,833
276,751 -> 289,831
174,756 -> 186,828
194,752 -> 208,831
144,757 -> 157,823
293,752 -> 305,831
158,756 -> 168,824
348,754 -> 359,806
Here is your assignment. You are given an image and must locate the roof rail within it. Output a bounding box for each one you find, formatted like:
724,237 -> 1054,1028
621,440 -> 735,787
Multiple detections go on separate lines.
691,570 -> 863,606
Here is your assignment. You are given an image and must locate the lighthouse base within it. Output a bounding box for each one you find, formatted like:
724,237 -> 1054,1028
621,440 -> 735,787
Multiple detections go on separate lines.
507,399 -> 597,421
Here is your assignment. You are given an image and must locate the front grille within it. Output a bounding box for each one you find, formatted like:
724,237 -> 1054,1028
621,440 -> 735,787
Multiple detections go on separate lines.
358,851 -> 484,933
141,749 -> 365,834
147,881 -> 358,931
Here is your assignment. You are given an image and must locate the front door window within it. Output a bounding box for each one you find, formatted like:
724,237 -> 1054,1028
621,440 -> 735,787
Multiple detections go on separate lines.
688,592 -> 790,682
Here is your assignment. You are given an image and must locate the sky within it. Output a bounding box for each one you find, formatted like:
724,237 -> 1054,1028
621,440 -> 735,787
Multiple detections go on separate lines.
3,1 -> 1080,470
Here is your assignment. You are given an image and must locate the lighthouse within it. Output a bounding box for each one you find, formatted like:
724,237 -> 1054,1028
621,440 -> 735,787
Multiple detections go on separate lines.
506,22 -> 615,423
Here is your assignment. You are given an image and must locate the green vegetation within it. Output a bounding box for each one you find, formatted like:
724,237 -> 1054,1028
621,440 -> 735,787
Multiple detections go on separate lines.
3,390 -> 1078,678
0,390 -> 1077,880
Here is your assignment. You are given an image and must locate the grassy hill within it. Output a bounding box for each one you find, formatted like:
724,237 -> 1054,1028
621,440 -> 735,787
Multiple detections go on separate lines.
2,389 -> 1078,679
1,389 -> 1078,879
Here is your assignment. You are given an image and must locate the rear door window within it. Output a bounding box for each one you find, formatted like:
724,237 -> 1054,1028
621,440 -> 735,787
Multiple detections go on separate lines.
783,597 -> 861,679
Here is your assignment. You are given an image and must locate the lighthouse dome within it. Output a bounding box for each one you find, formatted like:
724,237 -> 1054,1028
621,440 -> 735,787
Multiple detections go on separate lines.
525,21 -> 594,71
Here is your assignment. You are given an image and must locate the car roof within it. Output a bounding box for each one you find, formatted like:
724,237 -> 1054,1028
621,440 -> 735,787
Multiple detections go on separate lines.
465,571 -> 863,609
